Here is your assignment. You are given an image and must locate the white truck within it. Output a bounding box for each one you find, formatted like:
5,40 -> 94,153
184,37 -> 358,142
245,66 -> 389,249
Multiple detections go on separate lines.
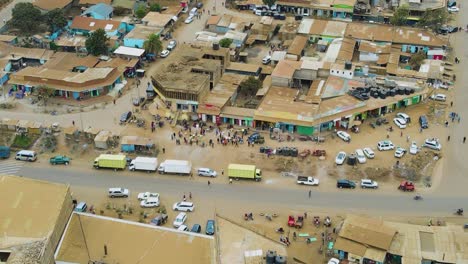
297,176 -> 320,186
158,159 -> 192,175
129,157 -> 158,172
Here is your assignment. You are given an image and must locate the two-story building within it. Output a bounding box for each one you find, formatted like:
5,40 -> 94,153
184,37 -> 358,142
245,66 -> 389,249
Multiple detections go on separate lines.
151,45 -> 230,112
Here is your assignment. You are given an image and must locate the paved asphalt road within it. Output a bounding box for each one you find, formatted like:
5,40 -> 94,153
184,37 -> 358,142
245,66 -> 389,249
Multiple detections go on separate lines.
9,5 -> 468,217
17,165 -> 466,216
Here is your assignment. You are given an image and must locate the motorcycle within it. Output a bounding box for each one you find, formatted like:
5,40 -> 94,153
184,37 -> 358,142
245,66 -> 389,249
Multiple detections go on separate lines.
276,227 -> 284,234
414,194 -> 423,200
456,208 -> 464,216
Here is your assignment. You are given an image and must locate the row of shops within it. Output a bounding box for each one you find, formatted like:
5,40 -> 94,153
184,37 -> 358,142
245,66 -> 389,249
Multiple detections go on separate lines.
197,94 -> 423,135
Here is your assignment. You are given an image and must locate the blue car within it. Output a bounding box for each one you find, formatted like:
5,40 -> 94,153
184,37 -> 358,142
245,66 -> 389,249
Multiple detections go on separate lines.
205,220 -> 215,235
191,224 -> 201,233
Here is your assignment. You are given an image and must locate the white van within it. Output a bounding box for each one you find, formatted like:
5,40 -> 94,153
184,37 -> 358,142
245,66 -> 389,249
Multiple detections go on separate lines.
430,94 -> 446,102
197,168 -> 217,177
377,140 -> 395,151
189,7 -> 198,16
15,150 -> 37,162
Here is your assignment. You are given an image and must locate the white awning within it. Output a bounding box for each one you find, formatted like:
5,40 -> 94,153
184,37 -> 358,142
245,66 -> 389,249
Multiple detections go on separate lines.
114,46 -> 145,57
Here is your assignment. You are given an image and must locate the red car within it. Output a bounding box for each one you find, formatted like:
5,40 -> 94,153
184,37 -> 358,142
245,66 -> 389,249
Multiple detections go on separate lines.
288,216 -> 295,227
398,181 -> 415,192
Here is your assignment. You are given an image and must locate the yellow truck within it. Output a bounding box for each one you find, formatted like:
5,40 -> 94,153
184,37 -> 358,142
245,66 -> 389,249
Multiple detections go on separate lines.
93,154 -> 126,170
228,164 -> 262,181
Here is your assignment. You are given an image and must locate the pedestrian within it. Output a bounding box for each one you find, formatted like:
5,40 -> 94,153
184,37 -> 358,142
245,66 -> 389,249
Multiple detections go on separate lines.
208,10 -> 210,15
72,120 -> 75,126
419,127 -> 423,133
445,121 -> 449,127
304,212 -> 307,219
293,231 -> 297,241
221,169 -> 224,176
113,99 -> 116,105
406,135 -> 410,142
189,192 -> 192,199
451,101 -> 453,107
464,137 -> 466,143
229,178 -> 232,184
308,190 -> 311,198
162,147 -> 165,154
208,180 -> 211,186
448,135 -> 451,141
183,194 -> 186,201
400,131 -> 403,137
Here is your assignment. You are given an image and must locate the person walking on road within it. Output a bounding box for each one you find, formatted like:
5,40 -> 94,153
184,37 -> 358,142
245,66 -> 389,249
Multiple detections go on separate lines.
308,190 -> 311,198
448,136 -> 451,141
162,147 -> 165,154
464,137 -> 466,144
189,192 -> 192,199
229,178 -> 232,184
221,169 -> 224,176
208,180 -> 211,186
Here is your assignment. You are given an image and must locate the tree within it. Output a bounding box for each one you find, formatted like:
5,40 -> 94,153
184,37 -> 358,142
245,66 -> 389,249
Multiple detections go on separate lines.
219,38 -> 233,48
135,5 -> 148,19
113,6 -> 128,16
143,33 -> 162,54
9,3 -> 42,35
417,9 -> 452,31
150,3 -> 162,12
85,29 -> 109,56
45,8 -> 67,31
390,5 -> 409,26
239,76 -> 262,96
409,51 -> 426,70
262,0 -> 276,8
34,85 -> 55,105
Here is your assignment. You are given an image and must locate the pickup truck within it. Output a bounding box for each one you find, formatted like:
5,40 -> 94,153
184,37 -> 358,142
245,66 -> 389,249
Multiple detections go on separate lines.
297,176 -> 319,186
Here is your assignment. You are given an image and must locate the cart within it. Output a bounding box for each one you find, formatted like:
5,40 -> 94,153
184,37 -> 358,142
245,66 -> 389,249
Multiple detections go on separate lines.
312,150 -> 326,156
299,149 -> 311,159
295,216 -> 304,229
288,215 -> 296,227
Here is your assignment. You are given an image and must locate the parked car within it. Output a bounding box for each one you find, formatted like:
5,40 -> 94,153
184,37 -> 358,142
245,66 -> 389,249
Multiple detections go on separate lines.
184,16 -> 194,23
191,224 -> 202,233
150,214 -> 168,226
337,179 -> 356,189
262,55 -> 271,65
120,111 -> 132,123
422,138 -> 441,150
377,140 -> 394,151
437,25 -> 459,34
394,147 -> 406,158
363,147 -> 375,159
419,115 -> 429,129
140,197 -> 160,208
360,179 -> 378,189
173,212 -> 187,228
335,151 -> 346,165
197,168 -> 217,177
355,149 -> 366,164
177,225 -> 189,231
205,220 -> 215,235
336,131 -> 351,142
430,93 -> 446,102
74,202 -> 87,212
393,117 -> 407,129
167,40 -> 177,50
49,155 -> 70,165
448,6 -> 459,12
137,192 -> 160,200
409,141 -> 419,155
396,112 -> 411,123
160,50 -> 170,58
108,188 -> 129,198
173,201 -> 195,212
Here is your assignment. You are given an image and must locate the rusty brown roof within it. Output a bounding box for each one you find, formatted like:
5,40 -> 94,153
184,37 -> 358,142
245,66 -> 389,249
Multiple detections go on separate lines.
70,16 -> 121,32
